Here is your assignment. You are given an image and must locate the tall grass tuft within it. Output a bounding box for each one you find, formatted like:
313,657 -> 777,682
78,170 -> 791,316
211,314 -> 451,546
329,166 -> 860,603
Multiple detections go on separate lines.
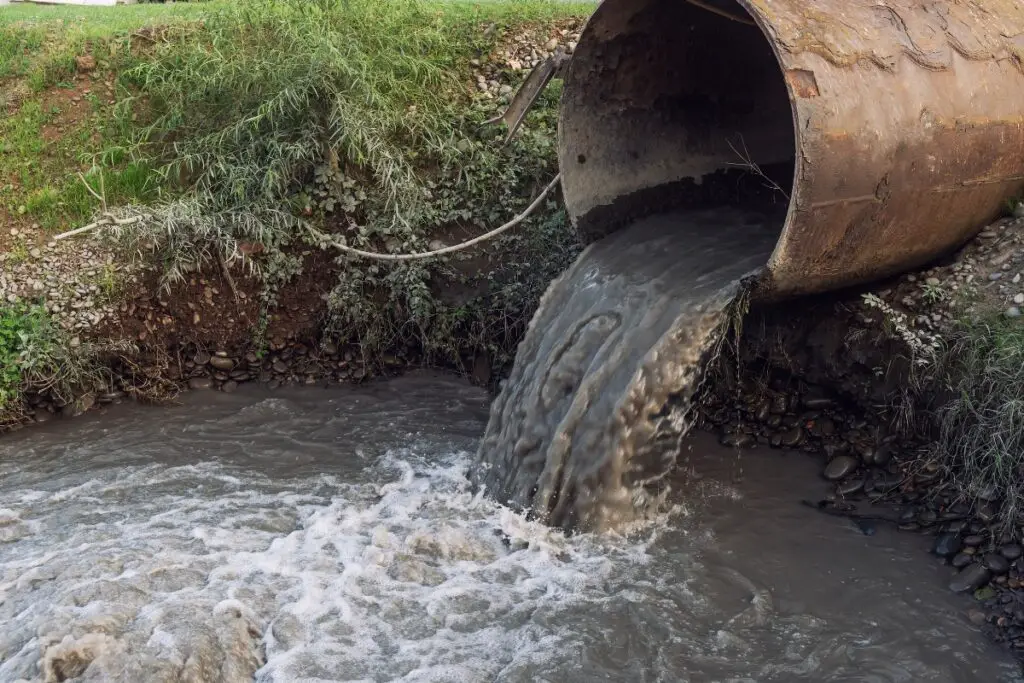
122,0 -> 472,227
930,315 -> 1024,525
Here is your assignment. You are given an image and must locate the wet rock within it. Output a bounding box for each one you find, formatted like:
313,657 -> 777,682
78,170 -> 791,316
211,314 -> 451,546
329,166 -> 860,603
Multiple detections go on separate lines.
802,394 -> 834,410
964,534 -> 985,547
985,553 -> 1012,575
873,473 -> 904,493
837,477 -> 865,497
188,377 -> 213,391
272,360 -> 288,374
952,553 -> 974,569
781,427 -> 804,448
193,350 -> 211,366
823,455 -> 859,481
221,380 -> 239,393
210,355 -> 235,371
1002,544 -> 1023,561
933,532 -> 963,558
918,509 -> 938,525
950,564 -> 992,593
872,444 -> 893,467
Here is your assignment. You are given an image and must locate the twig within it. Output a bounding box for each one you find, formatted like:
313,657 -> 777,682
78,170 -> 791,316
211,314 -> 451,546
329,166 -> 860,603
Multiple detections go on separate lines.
313,173 -> 561,262
727,136 -> 790,200
54,214 -> 147,241
78,172 -> 107,212
217,250 -> 242,302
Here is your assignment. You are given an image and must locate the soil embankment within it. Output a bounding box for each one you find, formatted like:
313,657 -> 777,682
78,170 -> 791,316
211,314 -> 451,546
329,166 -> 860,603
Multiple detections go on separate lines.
0,0 -> 589,428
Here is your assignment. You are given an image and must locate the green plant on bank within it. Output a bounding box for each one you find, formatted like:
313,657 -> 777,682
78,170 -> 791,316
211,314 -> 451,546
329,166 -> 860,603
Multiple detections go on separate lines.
0,303 -> 105,423
0,5 -> 185,232
926,315 -> 1024,529
106,0 -> 588,370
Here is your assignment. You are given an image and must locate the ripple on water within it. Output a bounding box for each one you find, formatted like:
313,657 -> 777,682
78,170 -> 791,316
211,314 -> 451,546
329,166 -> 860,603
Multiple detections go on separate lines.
0,381 -> 1020,682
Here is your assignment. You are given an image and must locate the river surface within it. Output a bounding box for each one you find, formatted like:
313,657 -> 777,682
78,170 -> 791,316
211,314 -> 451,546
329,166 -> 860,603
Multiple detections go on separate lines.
0,374 -> 1019,682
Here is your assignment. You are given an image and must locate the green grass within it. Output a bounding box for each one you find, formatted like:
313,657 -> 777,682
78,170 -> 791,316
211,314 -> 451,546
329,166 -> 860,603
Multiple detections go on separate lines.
102,0 -> 591,368
926,315 -> 1024,526
1,0 -> 593,393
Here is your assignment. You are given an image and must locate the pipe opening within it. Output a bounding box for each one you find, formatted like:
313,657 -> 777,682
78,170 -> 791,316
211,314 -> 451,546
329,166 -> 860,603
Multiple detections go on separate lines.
559,0 -> 797,245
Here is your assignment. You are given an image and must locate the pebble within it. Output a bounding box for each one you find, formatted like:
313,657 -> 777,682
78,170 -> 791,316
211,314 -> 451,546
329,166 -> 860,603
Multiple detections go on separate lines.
1006,307 -> 1021,318
781,427 -> 804,448
1015,293 -> 1024,305
1002,544 -> 1023,561
210,356 -> 235,371
984,553 -> 1012,575
952,553 -> 974,569
823,455 -> 859,481
837,477 -> 865,496
221,380 -> 239,393
963,534 -> 985,547
932,532 -> 963,558
188,377 -> 213,391
949,564 -> 992,593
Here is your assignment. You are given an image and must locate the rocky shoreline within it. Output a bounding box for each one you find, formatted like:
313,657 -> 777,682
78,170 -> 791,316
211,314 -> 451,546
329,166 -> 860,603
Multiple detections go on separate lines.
8,213 -> 1024,668
699,209 -> 1024,662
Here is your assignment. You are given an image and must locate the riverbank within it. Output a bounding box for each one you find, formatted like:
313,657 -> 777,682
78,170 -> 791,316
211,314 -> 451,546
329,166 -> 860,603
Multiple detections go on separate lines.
5,0 -> 1024,671
699,205 -> 1024,659
0,0 -> 591,428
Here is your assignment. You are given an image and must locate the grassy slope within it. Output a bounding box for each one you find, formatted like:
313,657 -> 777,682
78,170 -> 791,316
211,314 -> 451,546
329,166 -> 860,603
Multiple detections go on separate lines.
0,0 -> 593,421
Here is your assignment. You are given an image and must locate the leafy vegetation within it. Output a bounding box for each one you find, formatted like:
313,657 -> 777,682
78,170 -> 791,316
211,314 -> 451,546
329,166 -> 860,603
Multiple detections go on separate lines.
925,315 -> 1024,526
105,0 -> 590,369
0,303 -> 106,423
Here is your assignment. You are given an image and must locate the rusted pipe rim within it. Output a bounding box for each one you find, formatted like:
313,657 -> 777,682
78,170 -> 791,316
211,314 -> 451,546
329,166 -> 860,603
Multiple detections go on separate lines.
558,0 -> 1024,297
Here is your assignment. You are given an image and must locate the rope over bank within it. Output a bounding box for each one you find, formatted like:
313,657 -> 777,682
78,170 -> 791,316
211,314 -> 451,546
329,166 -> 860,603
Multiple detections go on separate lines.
55,174 -> 562,263
311,173 -> 561,261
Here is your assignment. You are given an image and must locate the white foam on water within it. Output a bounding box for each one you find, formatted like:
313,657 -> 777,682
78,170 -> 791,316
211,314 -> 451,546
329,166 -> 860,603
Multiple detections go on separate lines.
0,447 -> 676,683
1,387 -> 1021,683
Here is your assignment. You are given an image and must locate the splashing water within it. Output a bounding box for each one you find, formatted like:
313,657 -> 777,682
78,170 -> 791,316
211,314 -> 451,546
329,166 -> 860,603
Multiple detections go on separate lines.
474,208 -> 778,531
0,379 -> 1019,682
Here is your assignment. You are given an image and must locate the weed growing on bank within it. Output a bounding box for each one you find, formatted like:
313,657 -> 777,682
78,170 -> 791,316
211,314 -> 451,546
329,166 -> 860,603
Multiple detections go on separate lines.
0,303 -> 104,423
926,315 -> 1024,525
109,0 -> 589,369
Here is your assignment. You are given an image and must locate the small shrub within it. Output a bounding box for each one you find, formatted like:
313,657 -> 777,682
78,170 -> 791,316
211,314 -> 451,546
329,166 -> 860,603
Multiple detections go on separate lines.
0,302 -> 110,423
112,0 -> 587,368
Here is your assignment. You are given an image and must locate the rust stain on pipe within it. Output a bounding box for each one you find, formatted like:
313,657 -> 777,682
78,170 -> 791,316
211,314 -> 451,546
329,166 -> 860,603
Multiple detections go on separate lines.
557,0 -> 1024,298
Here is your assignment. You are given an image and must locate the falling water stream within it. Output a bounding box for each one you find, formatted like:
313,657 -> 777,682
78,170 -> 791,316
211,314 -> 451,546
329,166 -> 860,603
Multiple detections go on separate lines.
0,376 -> 1020,682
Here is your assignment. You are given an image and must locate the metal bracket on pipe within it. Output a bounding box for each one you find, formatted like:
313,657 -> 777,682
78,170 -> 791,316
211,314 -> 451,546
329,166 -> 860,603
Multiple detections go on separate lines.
481,49 -> 572,146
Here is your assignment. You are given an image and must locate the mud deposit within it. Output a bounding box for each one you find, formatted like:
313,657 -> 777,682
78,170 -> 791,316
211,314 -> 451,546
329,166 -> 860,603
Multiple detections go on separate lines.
0,375 -> 1018,682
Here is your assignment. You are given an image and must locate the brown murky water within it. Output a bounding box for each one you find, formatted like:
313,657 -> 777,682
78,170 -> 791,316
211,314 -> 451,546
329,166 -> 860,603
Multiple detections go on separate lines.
0,375 -> 1019,682
474,207 -> 778,531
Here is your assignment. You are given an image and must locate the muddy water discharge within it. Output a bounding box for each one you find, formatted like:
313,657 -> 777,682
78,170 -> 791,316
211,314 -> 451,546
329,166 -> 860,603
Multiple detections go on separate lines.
1,376 -> 1018,682
475,208 -> 778,531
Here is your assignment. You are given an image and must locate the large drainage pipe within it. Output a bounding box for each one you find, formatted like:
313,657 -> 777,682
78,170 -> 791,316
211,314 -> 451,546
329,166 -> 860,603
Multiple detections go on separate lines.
558,0 -> 1024,298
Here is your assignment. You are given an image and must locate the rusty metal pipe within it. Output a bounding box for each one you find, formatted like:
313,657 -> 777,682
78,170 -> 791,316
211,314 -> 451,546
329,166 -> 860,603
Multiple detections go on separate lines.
558,0 -> 1024,297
